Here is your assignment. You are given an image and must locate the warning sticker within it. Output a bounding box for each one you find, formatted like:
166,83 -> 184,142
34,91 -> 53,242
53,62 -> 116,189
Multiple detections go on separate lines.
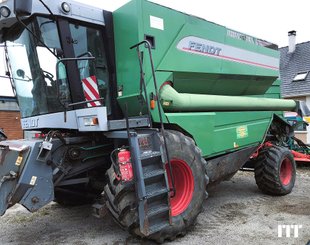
30,176 -> 37,186
15,156 -> 23,166
162,101 -> 171,106
236,126 -> 248,139
150,16 -> 164,30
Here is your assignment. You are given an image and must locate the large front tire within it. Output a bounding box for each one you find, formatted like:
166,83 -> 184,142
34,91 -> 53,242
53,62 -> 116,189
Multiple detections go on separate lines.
254,145 -> 296,195
104,130 -> 208,243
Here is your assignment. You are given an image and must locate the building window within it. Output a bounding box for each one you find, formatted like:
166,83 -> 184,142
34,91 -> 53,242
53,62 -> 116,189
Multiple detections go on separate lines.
292,72 -> 308,82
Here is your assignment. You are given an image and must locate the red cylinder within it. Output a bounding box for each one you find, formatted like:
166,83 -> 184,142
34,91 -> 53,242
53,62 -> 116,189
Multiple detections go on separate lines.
118,149 -> 131,163
117,149 -> 133,181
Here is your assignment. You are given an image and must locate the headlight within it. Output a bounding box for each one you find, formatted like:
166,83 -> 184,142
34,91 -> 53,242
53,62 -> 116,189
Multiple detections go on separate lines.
61,2 -> 71,14
0,6 -> 11,18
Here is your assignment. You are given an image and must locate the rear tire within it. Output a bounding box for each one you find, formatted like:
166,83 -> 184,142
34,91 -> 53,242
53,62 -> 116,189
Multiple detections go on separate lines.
104,130 -> 208,243
254,145 -> 296,195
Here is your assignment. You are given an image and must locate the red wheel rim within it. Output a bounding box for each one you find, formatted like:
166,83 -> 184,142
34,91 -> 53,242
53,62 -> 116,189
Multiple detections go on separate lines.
280,157 -> 293,186
166,159 -> 194,216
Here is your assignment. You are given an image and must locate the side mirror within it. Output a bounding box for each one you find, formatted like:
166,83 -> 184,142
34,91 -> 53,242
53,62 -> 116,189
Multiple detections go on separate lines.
14,0 -> 33,17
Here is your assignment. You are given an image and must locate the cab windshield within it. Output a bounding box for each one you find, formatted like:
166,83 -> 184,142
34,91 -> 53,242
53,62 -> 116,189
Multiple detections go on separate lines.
4,16 -> 109,118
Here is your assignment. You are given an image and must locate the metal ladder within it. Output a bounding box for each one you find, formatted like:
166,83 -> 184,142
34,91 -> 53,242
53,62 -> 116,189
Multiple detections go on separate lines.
128,129 -> 171,235
128,40 -> 176,235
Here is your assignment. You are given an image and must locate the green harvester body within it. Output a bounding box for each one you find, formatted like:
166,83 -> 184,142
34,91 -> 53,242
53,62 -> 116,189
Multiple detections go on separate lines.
0,0 -> 303,240
113,0 -> 295,158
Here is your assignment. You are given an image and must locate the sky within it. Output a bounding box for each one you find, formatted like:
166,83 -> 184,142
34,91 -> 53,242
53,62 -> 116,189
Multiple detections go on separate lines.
1,0 -> 310,97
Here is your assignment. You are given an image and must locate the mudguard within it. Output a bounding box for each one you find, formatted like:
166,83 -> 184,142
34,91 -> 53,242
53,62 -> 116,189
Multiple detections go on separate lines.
0,140 -> 54,215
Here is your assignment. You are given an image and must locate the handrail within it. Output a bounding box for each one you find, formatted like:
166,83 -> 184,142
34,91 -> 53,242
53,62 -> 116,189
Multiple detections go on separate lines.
130,43 -> 153,128
130,40 -> 176,196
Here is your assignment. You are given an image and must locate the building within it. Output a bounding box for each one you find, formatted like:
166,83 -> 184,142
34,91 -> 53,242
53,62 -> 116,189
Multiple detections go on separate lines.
0,96 -> 23,140
280,31 -> 310,143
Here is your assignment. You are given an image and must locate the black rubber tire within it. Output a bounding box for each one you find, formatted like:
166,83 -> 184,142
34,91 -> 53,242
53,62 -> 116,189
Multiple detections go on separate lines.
254,145 -> 296,195
104,130 -> 208,243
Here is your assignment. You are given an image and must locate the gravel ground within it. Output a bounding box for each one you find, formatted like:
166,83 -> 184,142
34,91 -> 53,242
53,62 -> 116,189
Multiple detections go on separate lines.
0,167 -> 309,245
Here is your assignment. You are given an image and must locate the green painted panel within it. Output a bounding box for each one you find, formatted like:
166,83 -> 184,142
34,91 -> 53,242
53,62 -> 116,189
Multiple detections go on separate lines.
166,112 -> 216,156
166,111 -> 273,157
113,0 -> 141,96
113,0 -> 287,159
265,79 -> 281,98
172,72 -> 276,96
212,112 -> 272,154
117,93 -> 147,116
272,79 -> 281,86
114,0 -> 281,114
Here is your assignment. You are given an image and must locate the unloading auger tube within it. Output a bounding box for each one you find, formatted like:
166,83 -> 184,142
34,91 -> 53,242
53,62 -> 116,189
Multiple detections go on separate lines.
159,83 -> 297,112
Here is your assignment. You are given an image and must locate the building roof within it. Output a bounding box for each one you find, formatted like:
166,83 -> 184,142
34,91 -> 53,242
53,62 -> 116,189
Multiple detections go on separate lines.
0,96 -> 17,102
0,96 -> 19,111
280,41 -> 310,98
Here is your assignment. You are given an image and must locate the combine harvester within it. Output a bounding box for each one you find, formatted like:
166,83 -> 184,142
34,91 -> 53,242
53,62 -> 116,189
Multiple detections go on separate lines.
0,0 -> 308,242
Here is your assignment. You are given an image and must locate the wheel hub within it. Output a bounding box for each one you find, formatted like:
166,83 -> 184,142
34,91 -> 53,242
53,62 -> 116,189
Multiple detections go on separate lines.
280,157 -> 293,186
166,159 -> 194,216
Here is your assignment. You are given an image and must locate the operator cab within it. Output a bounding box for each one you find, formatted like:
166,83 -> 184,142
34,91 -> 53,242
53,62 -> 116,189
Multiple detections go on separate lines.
0,0 -> 114,121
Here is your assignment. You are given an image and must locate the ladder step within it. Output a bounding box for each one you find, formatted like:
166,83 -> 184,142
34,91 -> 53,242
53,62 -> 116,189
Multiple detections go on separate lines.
146,183 -> 169,198
148,221 -> 170,235
127,130 -> 171,237
137,133 -> 151,138
147,203 -> 170,218
140,151 -> 162,160
143,169 -> 165,179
